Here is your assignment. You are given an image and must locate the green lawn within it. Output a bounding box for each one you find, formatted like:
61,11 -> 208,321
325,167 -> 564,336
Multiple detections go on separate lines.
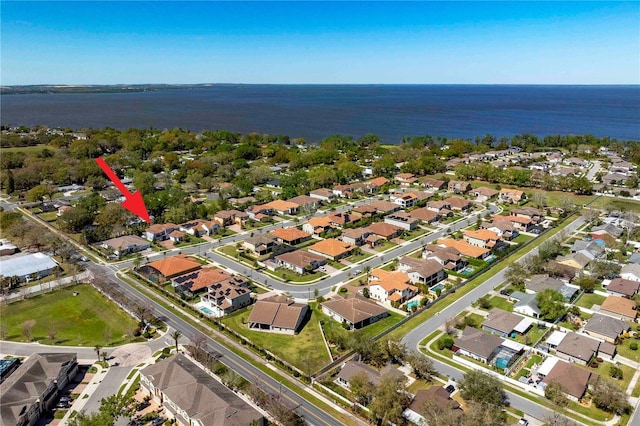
373,240 -> 397,252
575,293 -> 606,309
0,285 -> 139,346
403,228 -> 428,241
512,324 -> 546,345
348,251 -> 374,263
488,295 -> 515,312
589,197 -> 640,214
2,144 -> 57,153
265,267 -> 326,283
512,234 -> 534,244
615,338 -> 640,364
38,211 -> 59,222
221,305 -> 331,373
359,310 -> 404,337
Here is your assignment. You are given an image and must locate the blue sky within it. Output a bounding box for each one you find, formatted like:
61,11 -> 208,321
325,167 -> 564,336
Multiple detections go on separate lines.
2,1 -> 638,84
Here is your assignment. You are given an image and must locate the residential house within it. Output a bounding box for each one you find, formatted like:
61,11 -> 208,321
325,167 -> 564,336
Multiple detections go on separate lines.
463,229 -> 501,250
404,387 -> 461,425
398,256 -> 446,287
213,210 -> 249,227
328,212 -> 357,228
266,178 -> 281,188
602,173 -> 629,186
606,278 -> 640,298
421,177 -> 447,191
629,252 -> 640,265
554,332 -> 600,365
621,264 -> 640,282
390,192 -> 419,209
395,173 -> 418,186
247,295 -> 309,335
340,227 -> 372,246
270,227 -> 312,246
333,184 -> 358,198
492,214 -> 533,232
199,276 -> 252,317
179,219 -> 219,237
139,354 -> 264,426
0,239 -> 18,256
264,200 -> 299,216
168,230 -> 186,243
469,187 -> 500,202
145,223 -> 179,241
407,207 -> 441,224
274,250 -> 327,274
448,181 -> 471,194
443,197 -> 472,211
366,222 -> 403,240
336,360 -> 403,389
423,244 -> 467,271
321,296 -> 389,330
368,268 -> 418,305
498,188 -> 527,204
243,234 -> 281,257
365,177 -> 389,192
0,253 -> 59,283
525,275 -> 578,301
510,291 -> 541,318
510,207 -> 543,223
100,235 -> 150,256
171,267 -> 232,297
302,216 -> 334,235
309,188 -> 336,202
56,205 -> 72,217
452,326 -> 503,364
308,239 -> 356,260
481,308 -> 533,337
570,240 -> 605,259
556,252 -> 592,271
584,313 -> 630,344
246,204 -> 273,220
480,220 -> 518,240
139,255 -> 202,282
541,359 -> 595,401
384,212 -> 419,231
288,195 -> 319,211
351,204 -> 378,217
437,239 -> 490,259
600,296 -> 637,322
0,353 -> 79,426
426,200 -> 453,215
367,200 -> 402,215
591,223 -> 623,240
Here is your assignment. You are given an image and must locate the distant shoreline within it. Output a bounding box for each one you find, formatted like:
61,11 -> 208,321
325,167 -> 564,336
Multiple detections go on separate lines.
2,83 -> 639,96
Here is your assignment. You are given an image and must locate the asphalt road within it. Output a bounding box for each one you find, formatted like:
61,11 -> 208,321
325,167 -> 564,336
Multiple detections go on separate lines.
87,263 -> 346,426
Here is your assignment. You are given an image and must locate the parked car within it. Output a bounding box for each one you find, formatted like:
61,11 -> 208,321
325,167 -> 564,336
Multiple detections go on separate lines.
517,419 -> 529,426
151,417 -> 166,426
445,384 -> 455,393
500,289 -> 511,296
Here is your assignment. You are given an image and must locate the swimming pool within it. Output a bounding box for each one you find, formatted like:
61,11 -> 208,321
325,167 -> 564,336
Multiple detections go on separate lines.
407,300 -> 419,310
461,267 -> 473,274
430,284 -> 445,294
199,306 -> 214,315
485,255 -> 497,263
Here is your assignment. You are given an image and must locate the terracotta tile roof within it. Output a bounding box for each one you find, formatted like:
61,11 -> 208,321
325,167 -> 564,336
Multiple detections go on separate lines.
322,297 -> 388,324
215,209 -> 246,219
396,173 -> 416,179
309,239 -> 355,257
172,268 -> 232,293
341,227 -> 371,239
408,208 -> 440,222
288,195 -> 317,207
542,360 -> 594,399
421,177 -> 445,188
369,268 -> 415,292
264,199 -> 299,212
366,222 -> 402,238
270,227 -> 311,243
601,296 -> 637,319
309,188 -> 335,198
368,177 -> 389,187
307,216 -> 333,228
438,238 -> 490,258
368,200 -> 400,213
169,230 -> 186,238
472,187 -> 500,197
443,197 -> 472,209
463,229 -> 500,241
500,188 -> 524,196
352,204 -> 378,215
147,223 -> 178,234
275,250 -> 325,269
146,255 -> 201,278
493,215 -> 532,225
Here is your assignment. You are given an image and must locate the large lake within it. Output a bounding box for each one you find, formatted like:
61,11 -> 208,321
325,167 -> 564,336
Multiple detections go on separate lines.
2,85 -> 639,142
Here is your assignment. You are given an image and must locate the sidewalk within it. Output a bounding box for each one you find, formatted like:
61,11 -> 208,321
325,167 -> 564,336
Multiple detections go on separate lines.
1,270 -> 94,302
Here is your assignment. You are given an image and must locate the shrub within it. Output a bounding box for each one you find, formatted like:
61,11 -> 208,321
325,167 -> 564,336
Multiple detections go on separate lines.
630,342 -> 638,351
438,335 -> 454,350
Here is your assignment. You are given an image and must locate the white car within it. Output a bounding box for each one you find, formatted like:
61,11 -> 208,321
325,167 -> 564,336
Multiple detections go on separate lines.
517,419 -> 529,426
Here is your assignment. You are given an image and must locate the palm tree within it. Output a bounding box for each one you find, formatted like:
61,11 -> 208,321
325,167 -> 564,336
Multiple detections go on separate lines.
94,345 -> 102,361
170,330 -> 183,352
132,253 -> 143,271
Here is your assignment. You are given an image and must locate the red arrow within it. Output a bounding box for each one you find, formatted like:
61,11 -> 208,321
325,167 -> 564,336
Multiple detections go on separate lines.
95,157 -> 151,223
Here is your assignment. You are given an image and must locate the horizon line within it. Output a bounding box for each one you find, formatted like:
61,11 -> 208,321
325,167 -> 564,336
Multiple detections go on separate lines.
4,83 -> 640,87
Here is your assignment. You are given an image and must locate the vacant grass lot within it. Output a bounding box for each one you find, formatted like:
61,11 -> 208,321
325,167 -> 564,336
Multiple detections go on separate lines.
589,197 -> 640,213
1,285 -> 139,346
221,304 -> 331,373
575,293 -> 606,309
488,295 -> 515,312
2,145 -> 57,153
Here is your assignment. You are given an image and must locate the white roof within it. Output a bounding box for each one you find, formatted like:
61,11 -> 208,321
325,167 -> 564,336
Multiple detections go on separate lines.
0,252 -> 58,278
546,331 -> 566,347
513,317 -> 534,334
501,339 -> 524,352
538,357 -> 559,377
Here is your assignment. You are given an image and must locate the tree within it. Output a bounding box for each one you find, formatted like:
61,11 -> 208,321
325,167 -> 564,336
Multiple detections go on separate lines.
544,381 -> 569,408
535,289 -> 566,321
170,329 -> 183,352
574,274 -> 598,293
420,399 -> 461,426
25,184 -> 54,202
48,325 -> 57,344
458,370 -> 507,408
69,393 -> 135,426
505,262 -> 529,289
591,377 -> 631,414
462,401 -> 507,426
348,372 -> 375,405
381,337 -> 406,364
406,351 -> 436,381
530,192 -> 547,209
369,374 -> 411,424
590,260 -> 621,280
132,253 -> 143,271
94,345 -> 103,362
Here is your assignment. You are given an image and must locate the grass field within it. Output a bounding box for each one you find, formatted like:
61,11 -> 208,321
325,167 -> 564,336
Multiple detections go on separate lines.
575,293 -> 606,309
221,304 -> 331,373
0,285 -> 139,346
589,197 -> 640,213
488,295 -> 515,312
2,145 -> 56,154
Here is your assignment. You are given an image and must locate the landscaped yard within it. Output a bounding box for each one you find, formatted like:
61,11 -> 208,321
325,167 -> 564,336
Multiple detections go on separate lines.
265,267 -> 326,283
0,285 -> 139,346
589,197 -> 640,214
403,228 -> 428,241
373,240 -> 397,252
615,337 -> 640,363
38,211 -> 59,222
221,304 -> 332,373
512,234 -> 534,244
575,293 -> 606,309
488,295 -> 515,312
512,324 -> 547,345
348,251 -> 374,263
